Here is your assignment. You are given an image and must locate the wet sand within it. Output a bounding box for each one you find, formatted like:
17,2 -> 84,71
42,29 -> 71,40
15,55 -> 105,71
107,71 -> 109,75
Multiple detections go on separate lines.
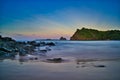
0,41 -> 120,80
0,57 -> 120,80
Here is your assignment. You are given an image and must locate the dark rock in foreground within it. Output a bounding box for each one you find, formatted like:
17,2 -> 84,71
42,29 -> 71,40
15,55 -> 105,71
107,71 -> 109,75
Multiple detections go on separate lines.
46,58 -> 63,63
94,65 -> 106,68
0,35 -> 55,59
0,48 -> 11,53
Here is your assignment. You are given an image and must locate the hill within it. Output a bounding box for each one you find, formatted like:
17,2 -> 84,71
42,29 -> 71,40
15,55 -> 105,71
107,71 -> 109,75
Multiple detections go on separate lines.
70,27 -> 120,40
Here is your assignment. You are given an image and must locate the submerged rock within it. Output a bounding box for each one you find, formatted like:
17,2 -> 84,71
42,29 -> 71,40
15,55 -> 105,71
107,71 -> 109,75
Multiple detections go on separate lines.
94,65 -> 106,68
40,50 -> 47,53
46,42 -> 55,46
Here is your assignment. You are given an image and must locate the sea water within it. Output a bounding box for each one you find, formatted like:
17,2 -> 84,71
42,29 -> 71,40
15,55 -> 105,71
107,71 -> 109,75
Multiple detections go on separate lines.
0,41 -> 120,80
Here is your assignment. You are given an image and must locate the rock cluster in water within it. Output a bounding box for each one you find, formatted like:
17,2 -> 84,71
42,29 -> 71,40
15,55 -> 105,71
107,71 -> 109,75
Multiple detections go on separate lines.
0,35 -> 55,59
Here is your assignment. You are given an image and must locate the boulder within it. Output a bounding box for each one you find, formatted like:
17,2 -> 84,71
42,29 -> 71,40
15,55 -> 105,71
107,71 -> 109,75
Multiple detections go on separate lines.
0,48 -> 11,53
94,65 -> 106,68
47,58 -> 63,63
46,42 -> 55,46
60,37 -> 67,40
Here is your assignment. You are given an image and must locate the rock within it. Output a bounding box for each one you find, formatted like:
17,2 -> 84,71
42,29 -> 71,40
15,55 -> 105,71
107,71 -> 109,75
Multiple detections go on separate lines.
35,57 -> 38,60
40,42 -> 46,46
0,35 -> 2,39
2,37 -> 16,42
0,35 -> 54,60
46,46 -> 50,50
40,50 -> 47,53
94,65 -> 106,68
22,54 -> 39,60
0,48 -> 11,53
39,46 -> 51,51
38,46 -> 48,53
60,37 -> 67,40
46,42 -> 55,46
47,58 -> 63,63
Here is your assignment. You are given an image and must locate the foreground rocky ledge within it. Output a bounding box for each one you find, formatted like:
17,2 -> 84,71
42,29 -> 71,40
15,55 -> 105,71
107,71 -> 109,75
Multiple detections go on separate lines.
0,35 -> 55,58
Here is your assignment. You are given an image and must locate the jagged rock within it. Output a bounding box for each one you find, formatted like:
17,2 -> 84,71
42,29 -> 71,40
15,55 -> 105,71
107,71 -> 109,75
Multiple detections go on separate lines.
60,37 -> 67,40
0,48 -> 11,53
0,35 -> 54,60
0,36 -> 15,42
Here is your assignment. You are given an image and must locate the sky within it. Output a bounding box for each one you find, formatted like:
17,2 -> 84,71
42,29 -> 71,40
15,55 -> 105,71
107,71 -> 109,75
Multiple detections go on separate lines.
0,0 -> 120,40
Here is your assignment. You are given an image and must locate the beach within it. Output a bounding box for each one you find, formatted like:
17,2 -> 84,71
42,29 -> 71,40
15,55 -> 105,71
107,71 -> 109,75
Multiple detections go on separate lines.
0,41 -> 120,80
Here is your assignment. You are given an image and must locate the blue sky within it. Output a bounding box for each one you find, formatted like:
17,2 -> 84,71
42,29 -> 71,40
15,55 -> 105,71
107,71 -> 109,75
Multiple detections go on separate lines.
0,0 -> 120,40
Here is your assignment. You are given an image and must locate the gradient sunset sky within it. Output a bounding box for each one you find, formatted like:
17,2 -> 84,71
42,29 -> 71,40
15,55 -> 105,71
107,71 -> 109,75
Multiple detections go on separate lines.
0,0 -> 120,40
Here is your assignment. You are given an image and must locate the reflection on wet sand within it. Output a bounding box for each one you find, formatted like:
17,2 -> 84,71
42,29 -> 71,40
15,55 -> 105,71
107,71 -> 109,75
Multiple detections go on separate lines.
1,53 -> 120,68
75,58 -> 120,68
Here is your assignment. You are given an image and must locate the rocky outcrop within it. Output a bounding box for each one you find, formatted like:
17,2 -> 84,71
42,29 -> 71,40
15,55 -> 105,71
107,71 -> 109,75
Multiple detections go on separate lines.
59,37 -> 67,40
46,58 -> 63,63
70,27 -> 120,40
46,42 -> 55,46
0,35 -> 55,58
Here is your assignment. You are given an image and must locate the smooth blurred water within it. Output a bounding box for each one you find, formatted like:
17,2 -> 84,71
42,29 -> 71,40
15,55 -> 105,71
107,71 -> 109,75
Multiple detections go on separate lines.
47,41 -> 120,59
0,41 -> 120,80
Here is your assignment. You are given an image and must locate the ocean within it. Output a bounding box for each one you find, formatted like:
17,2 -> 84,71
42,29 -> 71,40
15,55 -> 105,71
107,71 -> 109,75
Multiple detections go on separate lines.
0,41 -> 120,80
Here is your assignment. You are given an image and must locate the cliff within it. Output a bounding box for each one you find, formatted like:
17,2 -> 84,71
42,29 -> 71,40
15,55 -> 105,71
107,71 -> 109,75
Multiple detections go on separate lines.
70,27 -> 120,40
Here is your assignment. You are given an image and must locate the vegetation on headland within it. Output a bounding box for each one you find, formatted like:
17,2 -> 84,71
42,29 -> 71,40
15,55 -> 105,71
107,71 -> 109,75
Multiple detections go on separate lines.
70,27 -> 120,40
